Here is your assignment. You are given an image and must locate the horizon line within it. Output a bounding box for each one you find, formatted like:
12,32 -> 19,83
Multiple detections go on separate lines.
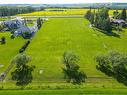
0,2 -> 127,5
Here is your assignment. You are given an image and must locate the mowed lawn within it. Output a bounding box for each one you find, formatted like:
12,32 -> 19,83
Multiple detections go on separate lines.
0,32 -> 26,73
26,17 -> 127,83
1,89 -> 127,95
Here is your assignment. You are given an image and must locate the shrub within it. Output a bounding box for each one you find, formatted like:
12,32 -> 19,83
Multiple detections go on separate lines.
22,32 -> 32,39
11,34 -> 15,39
19,40 -> 30,53
1,36 -> 6,44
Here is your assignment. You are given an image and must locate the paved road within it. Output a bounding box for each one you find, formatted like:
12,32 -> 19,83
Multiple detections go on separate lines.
5,15 -> 84,18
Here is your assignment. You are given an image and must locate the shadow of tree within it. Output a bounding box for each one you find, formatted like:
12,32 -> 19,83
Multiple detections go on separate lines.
93,27 -> 120,38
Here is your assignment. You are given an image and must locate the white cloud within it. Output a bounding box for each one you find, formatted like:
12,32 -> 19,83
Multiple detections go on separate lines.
0,0 -> 127,4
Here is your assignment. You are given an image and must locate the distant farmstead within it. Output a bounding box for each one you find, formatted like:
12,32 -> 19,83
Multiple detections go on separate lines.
0,17 -> 39,39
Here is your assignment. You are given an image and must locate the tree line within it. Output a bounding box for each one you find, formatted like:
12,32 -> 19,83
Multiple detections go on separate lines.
0,6 -> 43,17
85,8 -> 112,32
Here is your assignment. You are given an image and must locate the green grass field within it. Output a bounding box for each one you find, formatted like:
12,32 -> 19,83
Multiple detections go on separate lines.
25,17 -> 127,87
1,88 -> 127,95
1,12 -> 127,94
0,32 -> 26,73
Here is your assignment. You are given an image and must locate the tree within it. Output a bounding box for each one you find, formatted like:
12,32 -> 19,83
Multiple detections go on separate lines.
96,51 -> 127,86
85,9 -> 94,24
0,23 -> 5,31
121,9 -> 126,21
85,10 -> 92,20
1,36 -> 6,44
37,18 -> 42,29
89,12 -> 94,24
11,54 -> 35,88
113,10 -> 121,19
105,18 -> 112,32
94,8 -> 112,32
0,6 -> 37,17
62,51 -> 87,84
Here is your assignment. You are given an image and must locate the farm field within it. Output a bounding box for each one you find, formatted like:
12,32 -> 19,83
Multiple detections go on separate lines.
26,17 -> 127,86
17,8 -> 125,16
18,9 -> 88,16
1,9 -> 127,94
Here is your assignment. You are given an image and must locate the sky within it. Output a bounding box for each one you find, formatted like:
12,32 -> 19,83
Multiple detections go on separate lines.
0,0 -> 127,4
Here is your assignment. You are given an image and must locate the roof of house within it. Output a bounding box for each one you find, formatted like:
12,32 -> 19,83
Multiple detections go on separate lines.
15,25 -> 37,34
15,26 -> 31,33
111,19 -> 125,24
4,17 -> 25,28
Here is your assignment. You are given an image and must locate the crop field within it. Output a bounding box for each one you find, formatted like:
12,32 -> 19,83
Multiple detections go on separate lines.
17,8 -> 124,16
18,9 -> 88,16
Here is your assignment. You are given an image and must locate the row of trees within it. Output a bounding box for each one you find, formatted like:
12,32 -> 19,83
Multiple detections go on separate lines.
96,51 -> 127,86
85,8 -> 112,32
0,6 -> 38,17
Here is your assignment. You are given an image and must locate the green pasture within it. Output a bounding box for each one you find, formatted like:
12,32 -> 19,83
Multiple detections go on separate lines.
1,88 -> 127,95
1,12 -> 127,93
26,17 -> 127,85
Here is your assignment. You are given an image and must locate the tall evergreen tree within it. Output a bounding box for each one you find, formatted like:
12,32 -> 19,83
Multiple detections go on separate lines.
94,8 -> 112,32
37,18 -> 42,29
85,9 -> 95,24
113,10 -> 121,19
121,9 -> 126,21
89,12 -> 94,24
85,10 -> 92,20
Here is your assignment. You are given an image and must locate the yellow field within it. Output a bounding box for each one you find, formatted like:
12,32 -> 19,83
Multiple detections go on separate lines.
17,9 -> 89,16
17,8 -> 125,16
